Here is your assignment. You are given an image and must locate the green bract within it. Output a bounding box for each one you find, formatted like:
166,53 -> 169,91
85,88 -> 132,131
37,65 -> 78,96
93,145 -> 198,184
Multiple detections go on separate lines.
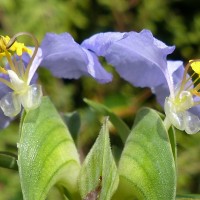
113,108 -> 176,200
18,97 -> 81,200
78,118 -> 119,200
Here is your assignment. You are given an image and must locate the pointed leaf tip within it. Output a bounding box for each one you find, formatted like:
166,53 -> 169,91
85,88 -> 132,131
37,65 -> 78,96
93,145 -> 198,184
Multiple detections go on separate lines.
79,117 -> 119,200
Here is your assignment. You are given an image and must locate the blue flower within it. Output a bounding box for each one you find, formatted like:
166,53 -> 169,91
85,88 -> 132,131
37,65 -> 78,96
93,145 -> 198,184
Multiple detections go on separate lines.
82,29 -> 200,134
0,33 -> 43,128
0,32 -> 113,129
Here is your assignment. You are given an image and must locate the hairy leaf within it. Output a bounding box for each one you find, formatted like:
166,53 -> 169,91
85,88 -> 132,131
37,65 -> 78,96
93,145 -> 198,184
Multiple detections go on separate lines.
18,97 -> 81,200
113,108 -> 176,200
79,118 -> 119,200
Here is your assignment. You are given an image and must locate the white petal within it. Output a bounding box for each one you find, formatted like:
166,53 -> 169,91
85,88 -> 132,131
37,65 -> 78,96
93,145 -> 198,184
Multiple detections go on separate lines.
184,111 -> 200,134
177,91 -> 194,111
7,70 -> 26,91
164,97 -> 185,130
0,92 -> 21,117
20,84 -> 42,111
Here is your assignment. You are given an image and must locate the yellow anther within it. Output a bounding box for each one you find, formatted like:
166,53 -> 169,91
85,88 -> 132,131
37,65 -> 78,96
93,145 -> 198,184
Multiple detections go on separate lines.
12,41 -> 32,56
190,60 -> 200,75
0,67 -> 8,74
0,52 -> 6,58
0,35 -> 32,57
0,36 -> 7,52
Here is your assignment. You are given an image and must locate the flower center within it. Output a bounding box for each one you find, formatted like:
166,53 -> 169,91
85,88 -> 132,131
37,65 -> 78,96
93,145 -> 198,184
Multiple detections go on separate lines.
0,32 -> 42,117
173,90 -> 194,112
164,59 -> 200,134
0,32 -> 38,91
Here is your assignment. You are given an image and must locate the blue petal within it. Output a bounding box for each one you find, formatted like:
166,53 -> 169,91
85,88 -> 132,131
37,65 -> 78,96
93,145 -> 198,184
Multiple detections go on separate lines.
0,75 -> 12,128
81,48 -> 112,83
104,29 -> 175,88
167,61 -> 184,84
0,110 -> 11,128
0,74 -> 12,96
151,83 -> 169,107
81,32 -> 126,56
152,61 -> 184,107
40,33 -> 112,83
190,105 -> 200,119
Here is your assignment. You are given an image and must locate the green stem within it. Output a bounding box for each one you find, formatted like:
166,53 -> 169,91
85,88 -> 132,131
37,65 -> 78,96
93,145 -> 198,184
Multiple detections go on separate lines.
0,151 -> 18,170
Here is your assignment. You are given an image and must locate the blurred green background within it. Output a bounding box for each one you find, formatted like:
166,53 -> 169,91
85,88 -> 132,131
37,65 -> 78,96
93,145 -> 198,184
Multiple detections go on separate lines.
1,0 -> 200,199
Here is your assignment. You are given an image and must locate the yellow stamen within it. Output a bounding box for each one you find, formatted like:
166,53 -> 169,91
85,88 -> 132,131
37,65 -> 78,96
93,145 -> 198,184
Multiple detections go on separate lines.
0,32 -> 38,89
12,42 -> 32,56
191,82 -> 200,95
0,67 -> 8,74
11,32 -> 39,82
0,33 -> 34,84
190,60 -> 200,75
178,59 -> 200,97
0,36 -> 7,53
0,35 -> 32,57
192,90 -> 200,97
3,48 -> 17,73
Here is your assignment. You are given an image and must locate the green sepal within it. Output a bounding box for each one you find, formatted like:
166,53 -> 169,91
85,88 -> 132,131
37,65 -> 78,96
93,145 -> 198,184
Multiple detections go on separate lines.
113,108 -> 176,200
78,118 -> 119,200
84,98 -> 130,143
18,97 -> 81,200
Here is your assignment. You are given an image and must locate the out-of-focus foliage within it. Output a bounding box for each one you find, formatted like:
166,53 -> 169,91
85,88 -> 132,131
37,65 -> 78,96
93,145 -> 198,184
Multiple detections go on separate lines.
0,0 -> 88,41
1,0 -> 200,60
1,0 -> 200,199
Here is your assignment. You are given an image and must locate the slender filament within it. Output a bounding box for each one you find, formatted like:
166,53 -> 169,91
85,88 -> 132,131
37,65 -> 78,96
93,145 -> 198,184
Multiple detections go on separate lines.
8,32 -> 39,82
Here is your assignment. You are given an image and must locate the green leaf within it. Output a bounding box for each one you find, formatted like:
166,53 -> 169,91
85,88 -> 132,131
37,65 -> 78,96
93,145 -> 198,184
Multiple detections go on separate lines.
63,111 -> 81,141
113,108 -> 176,200
78,117 -> 119,200
84,98 -> 130,143
18,97 -> 81,200
0,151 -> 18,170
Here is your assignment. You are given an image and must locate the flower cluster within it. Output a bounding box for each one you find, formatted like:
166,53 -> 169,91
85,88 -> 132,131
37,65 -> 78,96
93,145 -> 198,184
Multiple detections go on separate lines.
1,30 -> 200,134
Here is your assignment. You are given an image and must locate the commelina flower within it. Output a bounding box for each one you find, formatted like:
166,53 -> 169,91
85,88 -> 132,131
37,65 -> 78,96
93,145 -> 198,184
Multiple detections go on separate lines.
0,32 -> 113,129
164,60 -> 200,134
0,32 -> 43,127
82,29 -> 200,134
